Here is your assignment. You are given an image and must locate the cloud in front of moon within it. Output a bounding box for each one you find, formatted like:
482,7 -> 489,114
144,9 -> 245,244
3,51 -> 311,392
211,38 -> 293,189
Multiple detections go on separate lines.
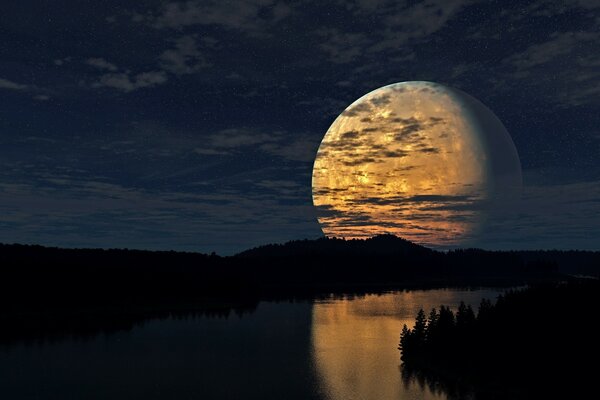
312,81 -> 521,247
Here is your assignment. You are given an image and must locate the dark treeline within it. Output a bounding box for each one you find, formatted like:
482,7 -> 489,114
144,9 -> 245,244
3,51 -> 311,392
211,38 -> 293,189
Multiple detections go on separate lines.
1,235 -> 597,344
0,289 -> 401,346
0,302 -> 259,346
1,234 -> 578,308
399,280 -> 600,399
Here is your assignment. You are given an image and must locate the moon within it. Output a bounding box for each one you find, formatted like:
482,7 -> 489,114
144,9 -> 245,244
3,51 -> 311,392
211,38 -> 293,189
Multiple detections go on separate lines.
312,81 -> 522,247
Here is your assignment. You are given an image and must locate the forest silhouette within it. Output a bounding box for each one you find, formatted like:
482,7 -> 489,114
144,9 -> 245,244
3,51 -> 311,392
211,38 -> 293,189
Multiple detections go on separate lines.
399,280 -> 600,399
1,234 -> 599,344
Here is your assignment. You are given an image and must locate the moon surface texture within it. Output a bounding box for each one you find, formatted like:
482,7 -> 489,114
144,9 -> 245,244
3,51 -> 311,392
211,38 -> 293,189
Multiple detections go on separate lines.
312,81 -> 522,247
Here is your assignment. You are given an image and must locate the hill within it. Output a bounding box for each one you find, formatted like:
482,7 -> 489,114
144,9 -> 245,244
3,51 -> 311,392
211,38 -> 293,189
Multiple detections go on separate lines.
237,234 -> 430,258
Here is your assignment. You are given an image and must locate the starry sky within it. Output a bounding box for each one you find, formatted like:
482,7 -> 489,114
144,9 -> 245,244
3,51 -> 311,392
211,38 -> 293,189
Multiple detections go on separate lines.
1,0 -> 599,254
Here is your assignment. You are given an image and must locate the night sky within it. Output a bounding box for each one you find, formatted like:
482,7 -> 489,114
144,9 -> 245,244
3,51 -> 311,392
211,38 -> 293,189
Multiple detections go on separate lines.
1,0 -> 599,254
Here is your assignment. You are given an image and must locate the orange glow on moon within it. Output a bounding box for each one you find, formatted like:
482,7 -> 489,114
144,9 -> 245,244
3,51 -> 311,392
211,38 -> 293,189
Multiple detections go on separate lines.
312,81 -> 521,246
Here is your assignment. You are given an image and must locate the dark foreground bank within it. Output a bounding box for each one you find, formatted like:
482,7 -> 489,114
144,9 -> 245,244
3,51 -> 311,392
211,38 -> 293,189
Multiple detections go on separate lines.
399,280 -> 600,399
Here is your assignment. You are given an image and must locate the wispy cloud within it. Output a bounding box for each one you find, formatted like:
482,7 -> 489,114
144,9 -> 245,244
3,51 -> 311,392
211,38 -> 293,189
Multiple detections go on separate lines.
0,77 -> 52,101
159,35 -> 211,74
507,32 -> 596,70
0,77 -> 29,91
317,29 -> 370,64
148,0 -> 291,34
0,169 -> 320,254
86,57 -> 118,71
317,0 -> 470,63
504,31 -> 600,107
193,128 -> 320,163
86,35 -> 211,92
475,180 -> 600,250
92,71 -> 168,92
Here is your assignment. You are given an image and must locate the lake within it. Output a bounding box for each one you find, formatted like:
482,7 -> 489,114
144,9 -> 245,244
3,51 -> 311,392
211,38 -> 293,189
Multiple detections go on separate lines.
1,288 -> 505,399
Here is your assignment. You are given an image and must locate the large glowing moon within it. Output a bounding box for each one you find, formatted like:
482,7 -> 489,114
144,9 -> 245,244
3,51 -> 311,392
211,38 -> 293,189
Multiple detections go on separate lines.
312,81 -> 522,247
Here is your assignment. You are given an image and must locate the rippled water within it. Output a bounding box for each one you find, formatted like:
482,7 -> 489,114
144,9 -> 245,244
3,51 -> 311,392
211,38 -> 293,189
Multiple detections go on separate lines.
1,288 -> 504,399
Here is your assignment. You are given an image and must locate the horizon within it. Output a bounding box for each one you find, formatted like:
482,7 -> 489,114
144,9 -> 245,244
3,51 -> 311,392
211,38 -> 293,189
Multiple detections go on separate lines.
3,233 -> 598,257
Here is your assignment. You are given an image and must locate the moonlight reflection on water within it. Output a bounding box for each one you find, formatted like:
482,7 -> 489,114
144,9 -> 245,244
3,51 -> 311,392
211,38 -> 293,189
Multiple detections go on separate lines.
311,289 -> 505,400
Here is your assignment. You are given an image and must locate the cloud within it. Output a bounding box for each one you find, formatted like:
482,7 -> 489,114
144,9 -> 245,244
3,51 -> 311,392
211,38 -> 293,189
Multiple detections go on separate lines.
512,0 -> 600,17
208,129 -> 276,148
160,35 -> 210,74
256,179 -> 302,190
85,37 -> 211,91
317,28 -> 370,64
259,135 -> 320,163
149,0 -> 291,34
375,0 -> 470,51
194,128 -> 320,163
507,32 -> 596,70
405,194 -> 472,203
392,0 -> 467,29
370,94 -> 391,106
86,57 -> 118,71
382,150 -> 409,158
193,148 -> 230,156
341,102 -> 372,117
341,130 -> 360,139
474,180 -> 600,250
504,31 -> 600,107
0,173 -> 320,254
0,78 -> 50,101
341,157 -> 382,167
418,147 -> 440,154
317,0 -> 471,63
92,71 -> 168,92
53,57 -> 71,66
0,78 -> 28,91
226,72 -> 243,80
82,121 -> 318,165
336,80 -> 353,87
316,112 -> 446,170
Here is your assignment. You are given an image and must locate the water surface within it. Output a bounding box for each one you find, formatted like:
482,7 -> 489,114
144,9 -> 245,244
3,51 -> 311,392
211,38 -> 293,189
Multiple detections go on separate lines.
1,288 -> 504,399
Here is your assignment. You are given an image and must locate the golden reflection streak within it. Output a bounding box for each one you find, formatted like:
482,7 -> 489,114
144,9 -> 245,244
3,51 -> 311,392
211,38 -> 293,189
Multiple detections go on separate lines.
311,290 -> 504,400
311,293 -> 449,400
